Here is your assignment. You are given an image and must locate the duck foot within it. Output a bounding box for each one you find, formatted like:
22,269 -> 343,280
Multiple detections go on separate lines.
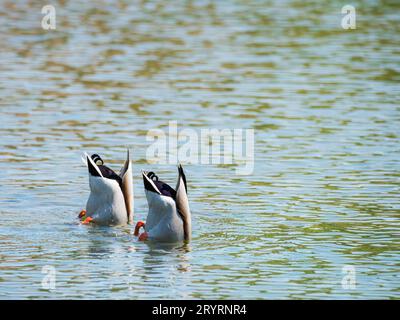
78,210 -> 86,219
134,221 -> 146,236
81,217 -> 94,225
138,232 -> 148,241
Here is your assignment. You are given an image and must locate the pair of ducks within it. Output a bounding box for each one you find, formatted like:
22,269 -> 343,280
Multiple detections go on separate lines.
80,151 -> 191,243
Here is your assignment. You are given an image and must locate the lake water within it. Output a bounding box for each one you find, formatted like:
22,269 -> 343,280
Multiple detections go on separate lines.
0,1 -> 399,299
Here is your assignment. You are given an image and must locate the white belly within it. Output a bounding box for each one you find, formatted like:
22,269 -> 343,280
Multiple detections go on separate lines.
86,192 -> 127,225
147,213 -> 184,242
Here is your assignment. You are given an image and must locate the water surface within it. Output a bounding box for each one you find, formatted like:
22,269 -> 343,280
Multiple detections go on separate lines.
0,0 -> 399,299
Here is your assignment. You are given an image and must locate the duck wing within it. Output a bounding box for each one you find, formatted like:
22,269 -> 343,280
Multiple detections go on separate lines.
119,149 -> 134,224
175,164 -> 191,241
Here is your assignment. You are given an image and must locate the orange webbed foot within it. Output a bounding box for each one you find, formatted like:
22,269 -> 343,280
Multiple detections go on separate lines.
134,221 -> 146,236
78,210 -> 86,219
138,232 -> 148,241
81,217 -> 94,225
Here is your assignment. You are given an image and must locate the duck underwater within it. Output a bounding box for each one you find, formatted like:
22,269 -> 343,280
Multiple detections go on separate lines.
79,151 -> 192,243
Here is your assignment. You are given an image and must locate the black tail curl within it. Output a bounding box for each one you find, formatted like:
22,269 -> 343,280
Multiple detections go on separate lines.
147,171 -> 159,181
91,154 -> 104,165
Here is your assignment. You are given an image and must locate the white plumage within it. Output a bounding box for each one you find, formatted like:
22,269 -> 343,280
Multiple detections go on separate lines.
139,165 -> 191,242
83,150 -> 133,226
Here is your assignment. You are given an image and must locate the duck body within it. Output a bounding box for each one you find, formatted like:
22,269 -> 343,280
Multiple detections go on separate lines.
86,175 -> 128,225
83,151 -> 133,226
139,165 -> 191,243
144,190 -> 185,242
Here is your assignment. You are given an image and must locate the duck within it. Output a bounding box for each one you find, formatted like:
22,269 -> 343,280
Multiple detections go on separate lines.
79,150 -> 133,226
135,165 -> 191,243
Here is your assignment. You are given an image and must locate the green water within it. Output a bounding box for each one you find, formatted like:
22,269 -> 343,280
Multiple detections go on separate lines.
0,1 -> 399,299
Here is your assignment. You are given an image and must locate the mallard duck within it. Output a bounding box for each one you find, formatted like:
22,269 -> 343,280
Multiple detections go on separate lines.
80,150 -> 133,226
135,165 -> 191,242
